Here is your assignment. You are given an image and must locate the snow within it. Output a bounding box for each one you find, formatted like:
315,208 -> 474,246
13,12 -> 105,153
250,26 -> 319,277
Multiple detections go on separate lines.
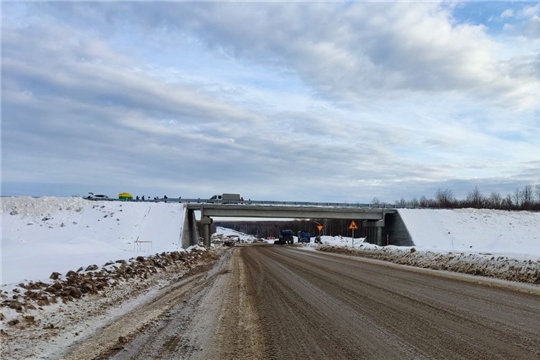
1,196 -> 185,285
213,226 -> 258,243
282,208 -> 540,261
398,208 -> 540,260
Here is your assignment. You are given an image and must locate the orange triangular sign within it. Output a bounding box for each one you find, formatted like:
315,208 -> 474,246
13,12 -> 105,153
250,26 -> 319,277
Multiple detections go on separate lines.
349,220 -> 358,230
317,225 -> 323,231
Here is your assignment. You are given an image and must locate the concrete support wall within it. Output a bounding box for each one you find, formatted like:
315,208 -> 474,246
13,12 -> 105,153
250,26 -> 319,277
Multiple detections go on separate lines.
182,209 -> 200,249
382,212 -> 414,246
201,216 -> 213,247
363,212 -> 413,246
362,219 -> 384,245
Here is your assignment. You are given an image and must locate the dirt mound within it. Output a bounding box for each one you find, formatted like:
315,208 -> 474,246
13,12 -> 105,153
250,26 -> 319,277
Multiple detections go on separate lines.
1,248 -> 219,316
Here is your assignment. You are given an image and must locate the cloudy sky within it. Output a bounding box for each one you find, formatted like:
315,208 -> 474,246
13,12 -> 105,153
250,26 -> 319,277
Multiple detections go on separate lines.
2,1 -> 540,203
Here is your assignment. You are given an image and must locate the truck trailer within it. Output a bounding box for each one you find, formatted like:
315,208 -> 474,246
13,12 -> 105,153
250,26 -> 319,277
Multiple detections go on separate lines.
207,193 -> 242,204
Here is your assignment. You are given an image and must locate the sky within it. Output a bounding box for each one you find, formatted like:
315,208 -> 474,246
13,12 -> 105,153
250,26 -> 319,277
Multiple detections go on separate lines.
2,1 -> 540,203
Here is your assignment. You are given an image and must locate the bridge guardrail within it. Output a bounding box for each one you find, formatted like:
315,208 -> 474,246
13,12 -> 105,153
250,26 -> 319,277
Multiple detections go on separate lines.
83,197 -> 404,208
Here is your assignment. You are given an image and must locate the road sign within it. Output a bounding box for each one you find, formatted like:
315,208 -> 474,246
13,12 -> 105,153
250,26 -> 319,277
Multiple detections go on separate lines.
348,220 -> 358,230
317,225 -> 323,232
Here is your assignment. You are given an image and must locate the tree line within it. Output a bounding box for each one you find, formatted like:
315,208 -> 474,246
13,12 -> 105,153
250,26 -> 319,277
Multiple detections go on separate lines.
386,183 -> 540,211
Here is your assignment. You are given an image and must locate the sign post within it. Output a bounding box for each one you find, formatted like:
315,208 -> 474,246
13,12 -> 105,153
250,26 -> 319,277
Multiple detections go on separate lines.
348,220 -> 358,248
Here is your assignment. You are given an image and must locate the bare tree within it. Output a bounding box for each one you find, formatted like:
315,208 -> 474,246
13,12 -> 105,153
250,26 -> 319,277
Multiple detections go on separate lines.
436,188 -> 454,208
466,186 -> 484,208
395,198 -> 407,208
513,188 -> 522,208
502,194 -> 514,209
371,197 -> 381,207
488,191 -> 502,209
522,185 -> 533,209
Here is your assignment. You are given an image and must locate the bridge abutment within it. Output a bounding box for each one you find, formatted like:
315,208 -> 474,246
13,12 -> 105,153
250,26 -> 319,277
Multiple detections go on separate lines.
182,208 -> 200,248
201,216 -> 213,247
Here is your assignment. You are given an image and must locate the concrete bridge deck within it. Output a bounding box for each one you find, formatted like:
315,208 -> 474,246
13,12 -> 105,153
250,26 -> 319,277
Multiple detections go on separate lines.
187,204 -> 396,220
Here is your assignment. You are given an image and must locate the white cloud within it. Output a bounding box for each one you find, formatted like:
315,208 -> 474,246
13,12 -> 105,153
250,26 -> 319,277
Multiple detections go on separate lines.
108,2 -> 538,110
519,3 -> 540,18
525,15 -> 540,38
501,9 -> 514,19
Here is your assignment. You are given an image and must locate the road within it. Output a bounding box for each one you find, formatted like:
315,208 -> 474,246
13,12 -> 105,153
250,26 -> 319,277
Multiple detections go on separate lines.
65,245 -> 540,359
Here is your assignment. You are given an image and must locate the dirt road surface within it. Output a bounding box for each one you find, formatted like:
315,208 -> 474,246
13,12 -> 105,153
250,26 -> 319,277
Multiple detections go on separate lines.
66,245 -> 540,359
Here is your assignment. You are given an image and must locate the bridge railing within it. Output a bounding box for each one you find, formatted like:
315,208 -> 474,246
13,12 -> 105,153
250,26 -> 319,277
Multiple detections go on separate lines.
82,197 -> 490,210
86,197 -> 400,208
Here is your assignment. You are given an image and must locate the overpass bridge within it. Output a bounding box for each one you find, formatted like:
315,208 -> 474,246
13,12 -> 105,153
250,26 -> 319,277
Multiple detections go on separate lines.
182,203 -> 411,248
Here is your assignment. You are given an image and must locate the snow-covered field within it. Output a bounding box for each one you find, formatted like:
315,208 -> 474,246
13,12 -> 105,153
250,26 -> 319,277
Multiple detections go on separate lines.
2,197 -> 185,285
399,208 -> 540,260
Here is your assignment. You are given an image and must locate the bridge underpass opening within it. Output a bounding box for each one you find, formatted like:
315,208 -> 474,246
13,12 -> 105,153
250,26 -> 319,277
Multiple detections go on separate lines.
181,204 -> 412,248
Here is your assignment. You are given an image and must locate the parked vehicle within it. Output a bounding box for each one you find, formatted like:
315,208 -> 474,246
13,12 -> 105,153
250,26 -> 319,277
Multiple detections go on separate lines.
297,231 -> 311,243
207,193 -> 242,204
86,192 -> 109,200
275,229 -> 294,245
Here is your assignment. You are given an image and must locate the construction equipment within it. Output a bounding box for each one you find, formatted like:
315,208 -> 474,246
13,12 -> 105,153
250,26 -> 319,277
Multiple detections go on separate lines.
274,229 -> 294,244
297,231 -> 311,243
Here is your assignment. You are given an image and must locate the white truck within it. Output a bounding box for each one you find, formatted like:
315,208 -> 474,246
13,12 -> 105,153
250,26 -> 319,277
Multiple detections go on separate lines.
208,193 -> 242,204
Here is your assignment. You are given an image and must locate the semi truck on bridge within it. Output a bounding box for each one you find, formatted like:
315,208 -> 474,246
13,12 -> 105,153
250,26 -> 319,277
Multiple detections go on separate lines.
208,193 -> 242,204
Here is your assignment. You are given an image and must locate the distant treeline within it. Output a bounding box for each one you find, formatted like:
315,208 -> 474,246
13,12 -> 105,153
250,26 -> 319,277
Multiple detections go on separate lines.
387,183 -> 540,211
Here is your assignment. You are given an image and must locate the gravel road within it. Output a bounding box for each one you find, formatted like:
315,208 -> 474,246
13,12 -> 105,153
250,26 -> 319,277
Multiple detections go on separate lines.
67,245 -> 540,359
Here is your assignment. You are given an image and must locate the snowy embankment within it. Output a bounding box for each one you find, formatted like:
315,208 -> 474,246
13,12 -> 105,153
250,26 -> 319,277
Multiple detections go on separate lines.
0,197 -> 222,359
1,196 -> 186,285
309,208 -> 540,284
399,208 -> 540,260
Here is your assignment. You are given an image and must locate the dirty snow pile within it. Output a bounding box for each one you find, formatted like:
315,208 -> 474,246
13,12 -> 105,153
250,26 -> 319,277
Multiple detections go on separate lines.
212,226 -> 260,244
306,208 -> 540,284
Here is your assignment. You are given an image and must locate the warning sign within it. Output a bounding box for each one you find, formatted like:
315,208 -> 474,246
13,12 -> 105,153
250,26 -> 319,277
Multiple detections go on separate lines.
348,220 -> 358,230
317,225 -> 323,232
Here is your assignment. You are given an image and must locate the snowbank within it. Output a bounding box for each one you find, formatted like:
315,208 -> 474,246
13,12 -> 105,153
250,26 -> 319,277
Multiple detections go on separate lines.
1,197 -> 186,285
317,244 -> 540,284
